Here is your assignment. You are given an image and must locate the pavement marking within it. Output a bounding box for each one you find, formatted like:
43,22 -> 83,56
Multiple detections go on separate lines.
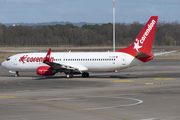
145,83 -> 154,85
141,118 -> 160,120
161,82 -> 165,85
76,96 -> 143,110
7,95 -> 129,120
111,80 -> 134,82
0,96 -> 17,98
153,78 -> 175,80
162,97 -> 168,99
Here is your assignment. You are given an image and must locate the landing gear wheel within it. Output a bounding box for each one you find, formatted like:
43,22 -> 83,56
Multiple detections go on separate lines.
69,74 -> 73,78
66,71 -> 73,78
82,72 -> 89,77
14,71 -> 19,77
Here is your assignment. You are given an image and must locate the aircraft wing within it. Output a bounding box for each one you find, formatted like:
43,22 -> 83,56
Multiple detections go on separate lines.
43,48 -> 88,72
154,50 -> 177,56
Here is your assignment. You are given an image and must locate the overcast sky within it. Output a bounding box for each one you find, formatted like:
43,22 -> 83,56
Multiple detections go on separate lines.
0,0 -> 179,24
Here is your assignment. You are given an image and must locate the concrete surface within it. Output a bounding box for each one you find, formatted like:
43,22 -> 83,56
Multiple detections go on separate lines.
0,59 -> 180,120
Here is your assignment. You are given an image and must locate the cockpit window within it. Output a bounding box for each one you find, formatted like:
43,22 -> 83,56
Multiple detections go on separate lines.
6,58 -> 10,61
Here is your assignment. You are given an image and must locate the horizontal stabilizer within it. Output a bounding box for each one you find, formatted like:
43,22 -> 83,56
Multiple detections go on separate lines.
136,52 -> 153,58
154,50 -> 177,56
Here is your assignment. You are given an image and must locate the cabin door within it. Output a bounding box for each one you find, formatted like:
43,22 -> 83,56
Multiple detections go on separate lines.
121,54 -> 126,65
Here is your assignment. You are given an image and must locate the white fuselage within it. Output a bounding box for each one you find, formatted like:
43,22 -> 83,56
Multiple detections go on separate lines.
1,52 -> 142,72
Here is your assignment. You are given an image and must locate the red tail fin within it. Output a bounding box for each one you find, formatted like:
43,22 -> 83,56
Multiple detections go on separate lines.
116,16 -> 158,58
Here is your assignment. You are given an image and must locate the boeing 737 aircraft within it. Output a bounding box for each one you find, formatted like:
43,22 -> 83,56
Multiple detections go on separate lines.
1,16 -> 175,78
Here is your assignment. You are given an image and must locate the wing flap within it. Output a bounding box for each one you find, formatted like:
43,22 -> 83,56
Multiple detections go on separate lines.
62,63 -> 88,72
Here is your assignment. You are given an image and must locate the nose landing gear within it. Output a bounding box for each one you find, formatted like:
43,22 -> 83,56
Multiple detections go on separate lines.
14,71 -> 19,77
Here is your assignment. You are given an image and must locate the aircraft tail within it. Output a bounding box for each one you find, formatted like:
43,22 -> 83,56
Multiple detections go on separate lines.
116,16 -> 158,62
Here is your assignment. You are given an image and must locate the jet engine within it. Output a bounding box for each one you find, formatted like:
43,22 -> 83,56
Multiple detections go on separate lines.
36,66 -> 57,76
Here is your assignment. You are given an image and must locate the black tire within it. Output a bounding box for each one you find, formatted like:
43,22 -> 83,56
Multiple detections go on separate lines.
82,72 -> 89,77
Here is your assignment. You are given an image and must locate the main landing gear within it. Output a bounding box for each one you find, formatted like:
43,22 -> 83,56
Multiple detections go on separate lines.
82,72 -> 89,77
66,73 -> 73,78
66,72 -> 89,78
14,71 -> 19,77
66,71 -> 73,78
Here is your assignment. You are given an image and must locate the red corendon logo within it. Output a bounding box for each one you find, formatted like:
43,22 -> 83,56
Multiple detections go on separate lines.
19,55 -> 54,63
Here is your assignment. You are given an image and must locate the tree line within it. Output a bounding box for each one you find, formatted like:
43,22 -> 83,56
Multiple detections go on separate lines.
0,21 -> 179,47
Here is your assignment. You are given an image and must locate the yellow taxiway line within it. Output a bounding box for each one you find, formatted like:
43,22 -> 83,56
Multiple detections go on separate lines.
0,96 -> 17,98
111,80 -> 134,82
154,78 -> 175,80
5,95 -> 129,120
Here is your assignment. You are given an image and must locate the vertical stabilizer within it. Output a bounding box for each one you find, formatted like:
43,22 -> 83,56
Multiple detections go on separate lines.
116,16 -> 158,59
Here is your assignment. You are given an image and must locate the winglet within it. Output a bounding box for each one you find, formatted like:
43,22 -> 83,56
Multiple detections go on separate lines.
44,48 -> 51,62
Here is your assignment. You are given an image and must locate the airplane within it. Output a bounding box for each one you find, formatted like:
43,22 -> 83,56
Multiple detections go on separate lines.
0,16 -> 176,78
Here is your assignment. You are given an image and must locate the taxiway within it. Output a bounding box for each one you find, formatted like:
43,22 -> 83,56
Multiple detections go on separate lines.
0,60 -> 180,120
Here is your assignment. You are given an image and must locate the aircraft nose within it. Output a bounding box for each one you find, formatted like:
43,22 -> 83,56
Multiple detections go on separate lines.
1,61 -> 6,68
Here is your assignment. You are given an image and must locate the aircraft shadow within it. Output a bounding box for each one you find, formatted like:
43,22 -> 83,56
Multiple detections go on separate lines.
33,75 -> 140,80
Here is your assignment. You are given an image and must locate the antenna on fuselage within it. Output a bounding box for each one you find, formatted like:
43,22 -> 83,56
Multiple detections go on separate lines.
113,0 -> 115,52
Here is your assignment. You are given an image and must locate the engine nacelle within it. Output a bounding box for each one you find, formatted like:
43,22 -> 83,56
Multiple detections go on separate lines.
36,66 -> 57,76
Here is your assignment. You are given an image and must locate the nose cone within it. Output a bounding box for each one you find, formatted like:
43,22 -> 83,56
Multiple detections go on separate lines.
1,61 -> 6,68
